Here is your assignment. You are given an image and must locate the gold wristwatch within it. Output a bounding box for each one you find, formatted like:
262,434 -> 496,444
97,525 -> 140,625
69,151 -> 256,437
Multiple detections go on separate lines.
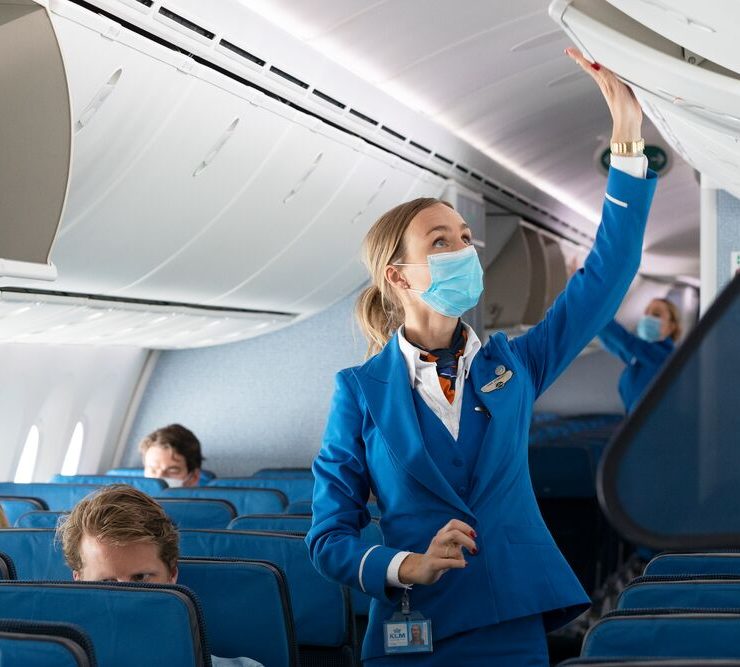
610,138 -> 645,157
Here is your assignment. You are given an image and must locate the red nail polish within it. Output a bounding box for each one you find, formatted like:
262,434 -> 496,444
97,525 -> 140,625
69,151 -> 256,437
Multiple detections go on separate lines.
591,63 -> 601,71
472,547 -> 478,555
469,530 -> 477,539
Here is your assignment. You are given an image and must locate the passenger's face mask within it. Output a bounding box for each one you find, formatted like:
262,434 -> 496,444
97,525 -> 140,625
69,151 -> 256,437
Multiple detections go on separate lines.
636,314 -> 663,342
396,245 -> 484,318
162,474 -> 191,488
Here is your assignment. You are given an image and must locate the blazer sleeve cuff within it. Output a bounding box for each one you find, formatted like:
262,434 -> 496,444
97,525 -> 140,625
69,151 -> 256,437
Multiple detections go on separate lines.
359,544 -> 404,600
605,163 -> 658,220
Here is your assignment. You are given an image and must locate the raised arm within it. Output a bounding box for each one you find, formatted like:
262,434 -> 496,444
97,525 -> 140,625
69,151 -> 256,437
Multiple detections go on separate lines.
306,370 -> 400,603
599,319 -> 670,366
509,49 -> 658,397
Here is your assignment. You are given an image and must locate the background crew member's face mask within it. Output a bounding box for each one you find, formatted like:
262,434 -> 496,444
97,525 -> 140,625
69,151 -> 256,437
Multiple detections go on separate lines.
162,475 -> 191,488
636,314 -> 663,342
396,245 -> 484,318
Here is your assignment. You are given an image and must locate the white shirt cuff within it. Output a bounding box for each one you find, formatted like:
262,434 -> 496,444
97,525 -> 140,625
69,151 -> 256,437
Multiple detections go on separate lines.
386,551 -> 413,588
610,154 -> 648,179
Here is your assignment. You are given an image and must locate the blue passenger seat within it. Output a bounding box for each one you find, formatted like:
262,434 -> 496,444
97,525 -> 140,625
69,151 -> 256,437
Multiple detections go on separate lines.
0,484 -> 101,512
582,610 -> 740,659
0,618 -> 97,667
0,581 -> 210,666
179,529 -> 356,666
50,475 -> 166,494
15,510 -> 66,529
0,496 -> 47,526
618,575 -> 740,611
158,499 -> 236,529
209,477 -> 314,504
178,557 -> 299,667
0,529 -> 70,580
159,487 -> 287,515
645,553 -> 740,577
106,468 -> 217,483
0,551 -> 16,579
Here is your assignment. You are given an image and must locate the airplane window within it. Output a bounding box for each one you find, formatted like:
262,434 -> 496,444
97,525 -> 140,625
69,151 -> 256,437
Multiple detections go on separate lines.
14,425 -> 40,483
61,422 -> 85,476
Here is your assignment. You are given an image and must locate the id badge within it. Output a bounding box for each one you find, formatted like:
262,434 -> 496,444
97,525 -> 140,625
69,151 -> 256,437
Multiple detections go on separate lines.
383,588 -> 433,654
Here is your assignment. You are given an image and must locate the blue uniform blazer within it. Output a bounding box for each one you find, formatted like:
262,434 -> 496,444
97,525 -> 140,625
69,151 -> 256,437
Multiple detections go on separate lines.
307,166 -> 658,661
598,319 -> 675,412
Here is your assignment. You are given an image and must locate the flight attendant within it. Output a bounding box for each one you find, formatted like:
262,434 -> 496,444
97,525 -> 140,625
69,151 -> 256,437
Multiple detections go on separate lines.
307,48 -> 658,665
599,298 -> 681,413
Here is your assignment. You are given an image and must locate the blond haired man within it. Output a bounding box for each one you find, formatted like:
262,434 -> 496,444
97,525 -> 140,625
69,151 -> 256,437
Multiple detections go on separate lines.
57,485 -> 262,667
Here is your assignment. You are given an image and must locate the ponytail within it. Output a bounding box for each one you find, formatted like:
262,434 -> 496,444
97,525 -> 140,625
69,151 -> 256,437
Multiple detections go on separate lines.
355,197 -> 453,358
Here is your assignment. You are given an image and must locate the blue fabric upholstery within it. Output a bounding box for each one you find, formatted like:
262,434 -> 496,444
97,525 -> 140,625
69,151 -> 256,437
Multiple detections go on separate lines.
285,501 -> 312,515
226,516 -> 383,616
178,558 -> 298,667
159,499 -> 236,529
645,553 -> 740,577
561,659 -> 740,665
253,469 -> 312,478
527,444 -> 596,498
159,487 -> 287,515
582,611 -> 740,658
0,619 -> 97,667
106,468 -> 216,483
179,529 -> 352,650
0,582 -> 209,667
15,511 -> 65,529
0,530 -> 70,580
209,478 -> 314,504
0,484 -> 100,512
50,475 -> 166,494
618,577 -> 740,610
0,496 -> 47,525
0,552 -> 16,579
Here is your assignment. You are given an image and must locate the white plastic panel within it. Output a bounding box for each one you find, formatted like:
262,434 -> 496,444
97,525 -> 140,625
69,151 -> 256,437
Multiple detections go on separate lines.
484,225 -> 532,328
543,238 -> 567,309
522,228 -> 549,325
606,0 -> 740,75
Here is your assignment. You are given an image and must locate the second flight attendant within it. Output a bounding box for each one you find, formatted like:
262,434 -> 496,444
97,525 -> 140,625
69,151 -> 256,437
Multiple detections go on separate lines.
599,298 -> 681,413
307,48 -> 658,665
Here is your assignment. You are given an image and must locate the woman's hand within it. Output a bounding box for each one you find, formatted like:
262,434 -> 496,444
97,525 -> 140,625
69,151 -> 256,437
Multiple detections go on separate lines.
565,47 -> 643,143
398,519 -> 477,586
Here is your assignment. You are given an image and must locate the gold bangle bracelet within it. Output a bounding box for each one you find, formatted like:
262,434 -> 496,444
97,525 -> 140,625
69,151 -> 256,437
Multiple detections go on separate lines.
610,138 -> 645,156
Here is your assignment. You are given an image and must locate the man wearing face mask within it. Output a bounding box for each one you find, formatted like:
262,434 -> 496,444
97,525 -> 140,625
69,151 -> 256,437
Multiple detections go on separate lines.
140,424 -> 203,488
598,297 -> 681,413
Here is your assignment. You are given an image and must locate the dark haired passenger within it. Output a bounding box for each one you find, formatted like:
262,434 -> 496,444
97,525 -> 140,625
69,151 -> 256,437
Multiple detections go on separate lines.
140,424 -> 203,487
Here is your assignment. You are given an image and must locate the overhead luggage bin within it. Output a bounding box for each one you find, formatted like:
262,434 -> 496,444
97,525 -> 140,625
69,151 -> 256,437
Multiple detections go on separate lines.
0,0 -> 70,281
598,274 -> 740,551
549,0 -> 740,198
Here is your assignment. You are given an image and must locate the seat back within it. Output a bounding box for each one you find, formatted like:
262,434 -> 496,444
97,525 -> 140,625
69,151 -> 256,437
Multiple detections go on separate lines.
285,500 -> 312,515
0,484 -> 101,512
106,468 -> 216,482
0,529 -> 70,580
178,557 -> 298,667
50,475 -> 166,494
619,576 -> 740,610
209,477 -> 314,504
0,551 -> 16,579
582,611 -> 740,658
225,515 -> 382,616
561,659 -> 740,666
0,496 -> 48,525
254,468 -> 313,477
0,581 -> 209,667
158,499 -> 236,529
159,487 -> 287,515
645,553 -> 740,577
0,618 -> 97,667
179,530 -> 353,652
15,510 -> 66,529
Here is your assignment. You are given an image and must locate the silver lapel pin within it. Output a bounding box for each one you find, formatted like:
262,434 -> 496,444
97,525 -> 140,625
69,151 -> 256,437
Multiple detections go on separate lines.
481,366 -> 514,393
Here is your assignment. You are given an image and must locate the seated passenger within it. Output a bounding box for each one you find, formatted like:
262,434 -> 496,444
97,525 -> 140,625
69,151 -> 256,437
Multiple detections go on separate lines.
57,485 -> 262,667
139,424 -> 203,487
598,297 -> 681,413
0,507 -> 8,528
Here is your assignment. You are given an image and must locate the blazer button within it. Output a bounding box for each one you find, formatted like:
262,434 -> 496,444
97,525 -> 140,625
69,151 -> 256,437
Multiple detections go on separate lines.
452,458 -> 464,467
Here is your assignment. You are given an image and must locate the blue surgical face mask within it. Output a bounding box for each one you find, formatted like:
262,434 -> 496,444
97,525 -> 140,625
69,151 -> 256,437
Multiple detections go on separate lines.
396,245 -> 484,318
636,315 -> 663,342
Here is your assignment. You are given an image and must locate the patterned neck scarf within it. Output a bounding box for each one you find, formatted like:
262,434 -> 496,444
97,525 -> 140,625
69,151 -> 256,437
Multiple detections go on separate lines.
415,321 -> 468,404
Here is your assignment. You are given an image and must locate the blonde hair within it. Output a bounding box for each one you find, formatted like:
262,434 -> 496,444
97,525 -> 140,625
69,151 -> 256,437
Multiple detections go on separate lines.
57,485 -> 179,573
356,198 -> 453,356
654,298 -> 682,342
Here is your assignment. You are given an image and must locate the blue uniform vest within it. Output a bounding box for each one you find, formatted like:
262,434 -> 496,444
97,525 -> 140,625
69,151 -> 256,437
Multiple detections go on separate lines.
411,377 -> 490,503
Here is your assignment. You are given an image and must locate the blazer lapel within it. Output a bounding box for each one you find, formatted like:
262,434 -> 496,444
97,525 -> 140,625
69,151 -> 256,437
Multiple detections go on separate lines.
355,334 -> 474,519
